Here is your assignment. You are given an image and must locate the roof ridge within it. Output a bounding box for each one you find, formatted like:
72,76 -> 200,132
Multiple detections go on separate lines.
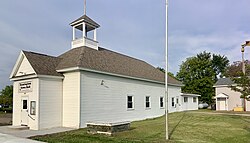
98,47 -> 146,63
77,48 -> 86,67
23,51 -> 57,58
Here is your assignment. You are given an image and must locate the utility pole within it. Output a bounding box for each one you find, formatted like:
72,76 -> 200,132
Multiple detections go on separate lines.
165,0 -> 169,140
241,45 -> 245,75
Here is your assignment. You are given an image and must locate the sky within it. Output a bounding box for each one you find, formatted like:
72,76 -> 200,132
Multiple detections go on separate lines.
1,0 -> 250,90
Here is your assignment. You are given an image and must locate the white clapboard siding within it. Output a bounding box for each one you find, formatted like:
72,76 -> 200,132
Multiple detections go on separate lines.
79,71 -> 170,128
15,56 -> 35,77
181,96 -> 198,111
168,86 -> 182,113
12,78 -> 39,130
62,72 -> 80,128
12,82 -> 21,126
39,78 -> 63,129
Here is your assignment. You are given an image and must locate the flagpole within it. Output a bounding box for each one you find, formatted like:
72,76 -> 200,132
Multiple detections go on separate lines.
165,0 -> 169,140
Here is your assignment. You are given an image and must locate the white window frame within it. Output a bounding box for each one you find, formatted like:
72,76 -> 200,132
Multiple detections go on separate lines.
127,95 -> 134,110
193,97 -> 197,103
172,97 -> 175,107
160,97 -> 164,108
184,97 -> 188,103
145,96 -> 151,109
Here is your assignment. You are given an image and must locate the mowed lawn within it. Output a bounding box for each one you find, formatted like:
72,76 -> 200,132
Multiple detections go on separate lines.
31,112 -> 250,143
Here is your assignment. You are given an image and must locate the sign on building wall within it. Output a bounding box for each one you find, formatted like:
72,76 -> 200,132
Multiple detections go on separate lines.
19,81 -> 32,93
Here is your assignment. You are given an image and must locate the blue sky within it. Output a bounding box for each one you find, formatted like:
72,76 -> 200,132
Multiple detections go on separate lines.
0,0 -> 250,90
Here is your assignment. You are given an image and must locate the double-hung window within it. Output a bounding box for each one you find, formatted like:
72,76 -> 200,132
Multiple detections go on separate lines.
160,97 -> 164,108
146,96 -> 151,108
184,97 -> 188,103
193,97 -> 197,103
172,97 -> 175,107
127,96 -> 134,109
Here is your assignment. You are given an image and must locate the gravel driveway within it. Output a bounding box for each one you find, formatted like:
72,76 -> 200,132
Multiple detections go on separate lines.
0,113 -> 12,126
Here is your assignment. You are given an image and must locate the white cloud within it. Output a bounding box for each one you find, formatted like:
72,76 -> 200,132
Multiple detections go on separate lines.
168,30 -> 250,74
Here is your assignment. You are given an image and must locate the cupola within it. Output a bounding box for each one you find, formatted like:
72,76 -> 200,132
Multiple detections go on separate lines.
70,1 -> 100,50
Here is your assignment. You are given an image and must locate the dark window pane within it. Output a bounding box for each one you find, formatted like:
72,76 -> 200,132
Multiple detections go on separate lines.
172,98 -> 175,107
184,97 -> 188,102
128,96 -> 132,102
160,97 -> 164,107
146,102 -> 150,108
127,96 -> 133,109
23,100 -> 27,109
128,102 -> 133,109
193,97 -> 197,102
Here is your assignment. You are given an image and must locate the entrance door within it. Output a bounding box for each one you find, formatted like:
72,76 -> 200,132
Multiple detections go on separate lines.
176,96 -> 180,111
21,97 -> 28,126
218,98 -> 226,110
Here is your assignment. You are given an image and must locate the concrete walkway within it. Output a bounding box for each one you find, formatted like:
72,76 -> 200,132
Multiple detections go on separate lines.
0,126 -> 75,143
0,126 -> 75,138
0,133 -> 43,143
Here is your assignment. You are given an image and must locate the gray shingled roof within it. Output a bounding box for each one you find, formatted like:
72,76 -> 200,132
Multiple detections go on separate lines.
23,51 -> 62,77
22,46 -> 183,85
70,15 -> 100,28
214,78 -> 234,86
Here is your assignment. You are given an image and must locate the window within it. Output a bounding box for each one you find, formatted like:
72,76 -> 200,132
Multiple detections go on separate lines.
146,96 -> 151,108
172,98 -> 175,107
23,100 -> 27,109
30,101 -> 36,115
193,97 -> 197,103
184,97 -> 188,103
127,96 -> 134,109
160,97 -> 164,108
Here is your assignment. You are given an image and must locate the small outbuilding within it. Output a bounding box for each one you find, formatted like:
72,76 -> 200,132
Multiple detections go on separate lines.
214,77 -> 250,111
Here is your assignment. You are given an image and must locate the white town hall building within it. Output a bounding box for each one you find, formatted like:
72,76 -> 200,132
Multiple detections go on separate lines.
9,13 -> 199,130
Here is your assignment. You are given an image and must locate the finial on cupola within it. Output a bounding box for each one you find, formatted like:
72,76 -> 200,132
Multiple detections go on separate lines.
84,0 -> 86,15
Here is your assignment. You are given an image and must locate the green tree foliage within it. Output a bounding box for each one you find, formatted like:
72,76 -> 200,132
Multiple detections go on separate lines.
176,51 -> 229,104
225,60 -> 250,77
212,54 -> 230,80
230,73 -> 250,111
0,85 -> 13,106
156,67 -> 177,80
156,67 -> 165,73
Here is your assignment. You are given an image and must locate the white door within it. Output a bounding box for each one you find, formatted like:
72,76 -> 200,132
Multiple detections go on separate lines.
218,98 -> 226,110
21,97 -> 28,126
176,96 -> 180,111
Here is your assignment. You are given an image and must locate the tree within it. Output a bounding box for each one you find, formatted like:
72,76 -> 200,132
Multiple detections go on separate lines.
0,85 -> 13,107
225,60 -> 250,77
230,73 -> 250,111
157,67 -> 165,73
176,51 -> 229,104
156,67 -> 177,80
212,54 -> 230,80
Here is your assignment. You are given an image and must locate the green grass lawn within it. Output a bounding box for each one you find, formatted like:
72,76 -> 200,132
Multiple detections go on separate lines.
31,112 -> 250,143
